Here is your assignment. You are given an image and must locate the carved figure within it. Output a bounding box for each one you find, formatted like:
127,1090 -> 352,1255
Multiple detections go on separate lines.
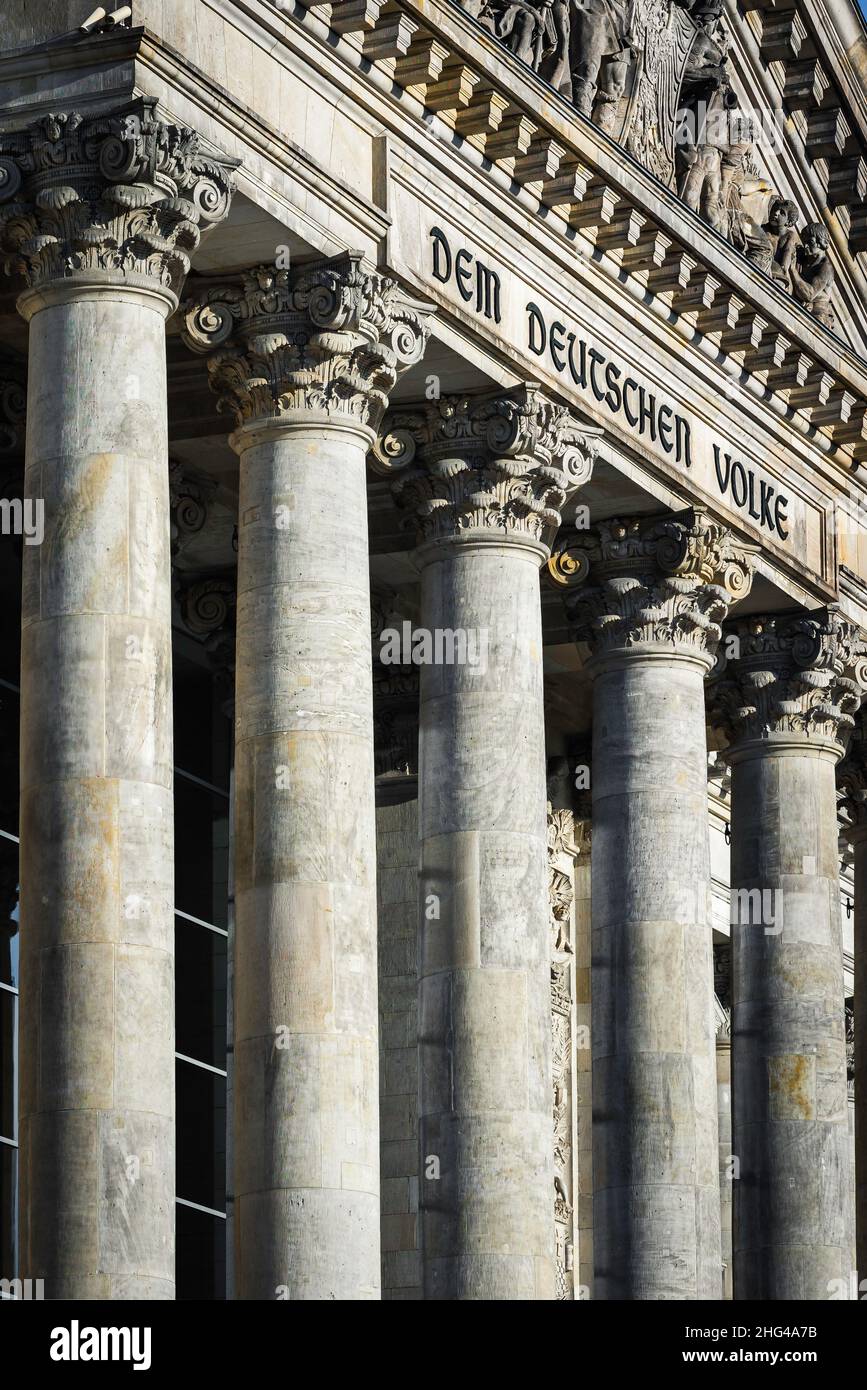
493,0 -> 559,69
791,221 -> 836,329
741,196 -> 800,287
571,0 -> 637,128
676,3 -> 733,226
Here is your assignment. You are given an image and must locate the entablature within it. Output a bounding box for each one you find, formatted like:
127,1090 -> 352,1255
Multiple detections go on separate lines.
266,0 -> 867,466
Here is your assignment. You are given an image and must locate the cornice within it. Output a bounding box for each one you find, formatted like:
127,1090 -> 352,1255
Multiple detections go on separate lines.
266,0 -> 867,472
134,25 -> 391,246
0,25 -> 143,84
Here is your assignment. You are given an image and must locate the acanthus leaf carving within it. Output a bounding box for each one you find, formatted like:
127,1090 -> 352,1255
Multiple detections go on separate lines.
710,607 -> 867,754
0,98 -> 237,302
373,386 -> 598,549
555,508 -> 756,663
181,255 -> 433,431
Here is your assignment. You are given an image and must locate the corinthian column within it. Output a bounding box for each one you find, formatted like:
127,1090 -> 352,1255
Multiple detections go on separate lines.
374,389 -> 598,1299
713,611 -> 865,1300
183,259 -> 432,1300
0,100 -> 236,1298
559,512 -> 755,1300
839,730 -> 867,1290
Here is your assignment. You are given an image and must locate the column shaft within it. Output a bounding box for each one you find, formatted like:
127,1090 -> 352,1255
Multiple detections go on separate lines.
418,538 -> 554,1299
232,422 -> 380,1300
591,655 -> 722,1299
717,1037 -> 733,1300
730,747 -> 853,1299
854,834 -> 867,1285
19,290 -> 175,1298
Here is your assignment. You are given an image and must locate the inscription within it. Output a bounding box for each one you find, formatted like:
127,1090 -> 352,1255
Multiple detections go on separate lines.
426,228 -> 794,544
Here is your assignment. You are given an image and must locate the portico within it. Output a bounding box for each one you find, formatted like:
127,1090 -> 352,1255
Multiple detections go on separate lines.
0,0 -> 866,1303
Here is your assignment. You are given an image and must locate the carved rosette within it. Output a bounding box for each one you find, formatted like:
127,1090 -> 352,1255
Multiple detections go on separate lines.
372,387 -> 599,551
711,608 -> 867,756
555,510 -> 756,667
181,255 -> 432,433
0,98 -> 237,306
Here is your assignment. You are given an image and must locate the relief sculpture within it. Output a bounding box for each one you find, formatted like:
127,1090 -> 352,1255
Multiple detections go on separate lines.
455,0 -> 839,329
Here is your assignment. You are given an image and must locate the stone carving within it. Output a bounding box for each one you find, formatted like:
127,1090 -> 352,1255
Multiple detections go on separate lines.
182,256 -> 432,430
713,941 -> 731,1039
675,0 -> 733,226
175,573 -> 237,696
469,0 -> 699,169
548,803 -> 576,1299
0,98 -> 236,300
846,997 -> 855,1102
711,607 -> 867,753
454,0 -> 840,324
169,459 -> 216,559
740,197 -> 800,288
373,387 -> 598,548
479,0 -> 561,74
554,508 -> 756,661
623,1 -> 697,182
0,361 -> 25,454
569,0 -> 636,127
790,222 -> 837,331
547,804 -> 575,952
837,726 -> 867,841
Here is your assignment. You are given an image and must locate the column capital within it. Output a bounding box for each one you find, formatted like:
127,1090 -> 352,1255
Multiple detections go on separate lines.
181,254 -> 433,439
711,607 -> 867,760
0,97 -> 238,315
554,510 -> 756,670
371,386 -> 599,554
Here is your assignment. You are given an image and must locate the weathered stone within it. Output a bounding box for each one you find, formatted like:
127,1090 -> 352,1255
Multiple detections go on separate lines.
184,256 -> 431,1300
375,386 -> 596,1299
713,609 -> 866,1300
562,510 -> 755,1299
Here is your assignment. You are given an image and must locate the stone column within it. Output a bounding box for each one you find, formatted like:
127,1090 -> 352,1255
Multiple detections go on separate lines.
0,101 -> 235,1299
183,259 -> 431,1300
714,943 -> 734,1301
716,1029 -> 733,1301
713,610 -> 865,1300
835,725 -> 867,1290
559,512 -> 755,1300
374,388 -> 598,1299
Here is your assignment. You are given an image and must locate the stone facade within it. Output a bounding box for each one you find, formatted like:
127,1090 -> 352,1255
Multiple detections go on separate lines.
0,0 -> 866,1302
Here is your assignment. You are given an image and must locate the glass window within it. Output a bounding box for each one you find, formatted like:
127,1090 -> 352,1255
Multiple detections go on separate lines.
0,1144 -> 17,1283
173,650 -> 231,793
176,1058 -> 227,1213
0,835 -> 18,990
172,636 -> 232,1300
175,917 -> 227,1070
177,1200 -> 226,1302
0,988 -> 15,1142
175,777 -> 230,931
0,689 -> 19,838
